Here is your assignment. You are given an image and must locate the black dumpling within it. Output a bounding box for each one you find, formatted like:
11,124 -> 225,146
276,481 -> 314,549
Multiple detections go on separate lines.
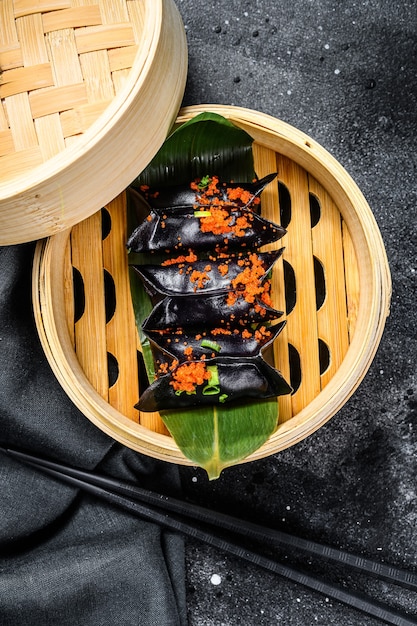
134,173 -> 278,211
132,249 -> 284,298
142,292 -> 284,332
127,206 -> 286,254
144,320 -> 286,363
137,355 -> 293,412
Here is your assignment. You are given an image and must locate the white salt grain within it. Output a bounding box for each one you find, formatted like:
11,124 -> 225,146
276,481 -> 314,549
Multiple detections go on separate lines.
210,574 -> 222,586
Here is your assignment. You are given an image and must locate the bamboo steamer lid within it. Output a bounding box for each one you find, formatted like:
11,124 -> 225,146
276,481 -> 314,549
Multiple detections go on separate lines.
32,105 -> 392,466
0,0 -> 187,245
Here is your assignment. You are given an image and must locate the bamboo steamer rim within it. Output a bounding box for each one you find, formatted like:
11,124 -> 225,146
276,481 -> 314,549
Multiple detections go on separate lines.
0,0 -> 187,245
33,105 -> 392,465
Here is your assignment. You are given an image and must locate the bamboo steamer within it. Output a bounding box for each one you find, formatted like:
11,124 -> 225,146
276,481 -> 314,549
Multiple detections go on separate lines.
32,105 -> 392,465
0,0 -> 187,245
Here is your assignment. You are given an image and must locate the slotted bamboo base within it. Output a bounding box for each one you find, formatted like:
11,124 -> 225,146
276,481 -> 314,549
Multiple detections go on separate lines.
0,0 -> 187,245
33,106 -> 391,465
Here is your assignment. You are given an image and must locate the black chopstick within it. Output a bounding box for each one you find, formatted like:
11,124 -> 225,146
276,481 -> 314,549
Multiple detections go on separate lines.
2,446 -> 416,626
4,445 -> 416,592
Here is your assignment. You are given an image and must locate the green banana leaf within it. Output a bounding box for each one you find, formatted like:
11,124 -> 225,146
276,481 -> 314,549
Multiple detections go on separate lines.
128,112 -> 279,479
161,400 -> 278,479
133,112 -> 256,188
128,266 -> 155,382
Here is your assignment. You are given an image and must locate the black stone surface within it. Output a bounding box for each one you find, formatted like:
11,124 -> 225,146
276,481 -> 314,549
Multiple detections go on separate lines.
175,1 -> 417,624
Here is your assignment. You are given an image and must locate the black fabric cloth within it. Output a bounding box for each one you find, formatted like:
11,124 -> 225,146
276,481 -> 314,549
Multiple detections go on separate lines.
0,244 -> 188,626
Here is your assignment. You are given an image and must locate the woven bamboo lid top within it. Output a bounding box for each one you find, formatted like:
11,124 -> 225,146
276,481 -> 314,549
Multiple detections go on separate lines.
0,0 -> 188,244
0,0 -> 146,180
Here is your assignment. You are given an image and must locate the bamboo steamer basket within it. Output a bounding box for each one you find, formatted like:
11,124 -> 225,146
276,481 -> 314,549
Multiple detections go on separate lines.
0,0 -> 187,245
33,105 -> 392,466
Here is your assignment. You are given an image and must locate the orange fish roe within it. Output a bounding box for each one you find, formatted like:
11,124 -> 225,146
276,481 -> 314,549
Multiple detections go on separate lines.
161,250 -> 198,266
211,327 -> 232,336
156,359 -> 179,378
226,291 -> 237,306
234,214 -> 253,236
218,263 -> 229,276
229,253 -> 267,303
188,176 -> 259,240
184,346 -> 193,358
158,362 -> 169,375
242,328 -> 252,339
260,281 -> 273,307
190,177 -> 261,209
254,303 -> 267,316
199,207 -> 253,238
255,326 -> 272,342
190,266 -> 211,290
202,176 -> 220,197
226,186 -> 260,206
170,361 -> 211,393
199,207 -> 233,235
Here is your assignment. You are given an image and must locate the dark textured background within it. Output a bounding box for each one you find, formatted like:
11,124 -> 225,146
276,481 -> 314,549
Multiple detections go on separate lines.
175,1 -> 417,624
1,2 -> 415,625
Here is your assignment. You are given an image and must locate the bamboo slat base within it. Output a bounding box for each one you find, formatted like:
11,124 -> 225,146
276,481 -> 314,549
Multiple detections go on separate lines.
33,106 -> 391,466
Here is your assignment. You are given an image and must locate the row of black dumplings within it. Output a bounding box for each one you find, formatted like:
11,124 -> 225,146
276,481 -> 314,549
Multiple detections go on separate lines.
70,185 -> 329,403
71,254 -> 330,400
127,174 -> 294,412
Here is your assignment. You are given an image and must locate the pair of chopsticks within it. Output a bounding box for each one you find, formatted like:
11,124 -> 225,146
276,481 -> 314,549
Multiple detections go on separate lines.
2,446 -> 416,626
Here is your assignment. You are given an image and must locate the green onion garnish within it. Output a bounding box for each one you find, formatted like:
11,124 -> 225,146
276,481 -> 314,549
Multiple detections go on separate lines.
203,365 -> 221,396
201,339 -> 222,352
197,175 -> 211,190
